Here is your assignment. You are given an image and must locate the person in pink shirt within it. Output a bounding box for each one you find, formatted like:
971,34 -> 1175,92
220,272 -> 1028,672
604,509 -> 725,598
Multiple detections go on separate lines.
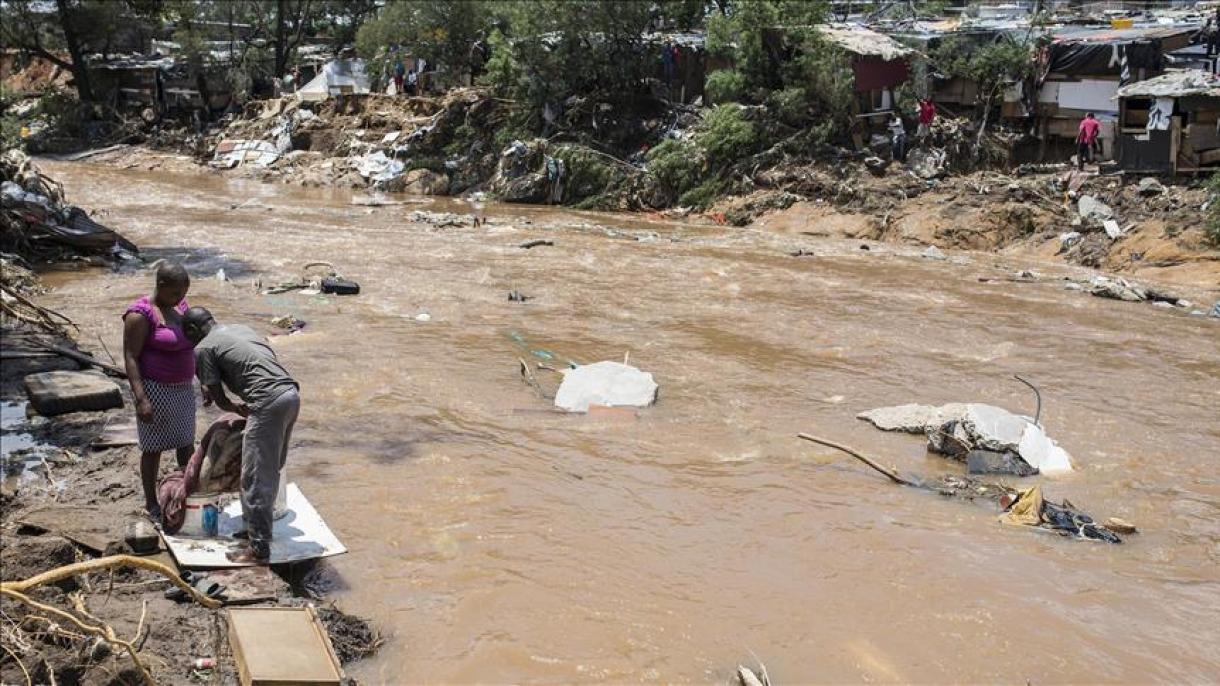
1077,112 -> 1101,170
122,263 -> 195,519
917,98 -> 936,139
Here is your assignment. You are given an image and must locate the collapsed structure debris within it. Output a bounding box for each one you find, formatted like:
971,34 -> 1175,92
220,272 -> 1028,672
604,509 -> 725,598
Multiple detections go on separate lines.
553,361 -> 659,413
858,401 -> 1073,475
796,435 -> 1126,543
1,150 -> 137,261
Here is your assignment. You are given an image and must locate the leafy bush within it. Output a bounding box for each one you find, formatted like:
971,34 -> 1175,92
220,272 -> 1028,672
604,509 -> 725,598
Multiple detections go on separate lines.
645,138 -> 702,198
696,104 -> 760,168
705,69 -> 746,105
677,179 -> 725,209
766,87 -> 809,127
552,145 -> 621,201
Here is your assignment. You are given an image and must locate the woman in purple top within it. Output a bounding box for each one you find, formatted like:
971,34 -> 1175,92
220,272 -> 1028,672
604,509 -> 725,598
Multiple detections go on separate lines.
123,263 -> 196,518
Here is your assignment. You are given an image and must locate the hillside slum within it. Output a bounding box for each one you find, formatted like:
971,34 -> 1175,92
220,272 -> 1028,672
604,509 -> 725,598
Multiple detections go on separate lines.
3,3 -> 1216,296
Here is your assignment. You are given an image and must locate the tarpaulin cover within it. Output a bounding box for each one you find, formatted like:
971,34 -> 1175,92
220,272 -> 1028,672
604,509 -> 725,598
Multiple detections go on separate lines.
1048,40 -> 1163,76
853,57 -> 910,91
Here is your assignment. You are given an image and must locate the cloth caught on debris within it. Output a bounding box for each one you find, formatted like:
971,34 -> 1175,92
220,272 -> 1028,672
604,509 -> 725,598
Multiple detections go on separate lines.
157,414 -> 246,533
1000,486 -> 1122,543
999,486 -> 1044,527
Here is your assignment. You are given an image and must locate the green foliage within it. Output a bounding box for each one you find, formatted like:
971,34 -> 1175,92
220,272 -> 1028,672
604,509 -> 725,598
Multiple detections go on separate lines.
705,70 -> 746,104
766,87 -> 808,126
646,138 -> 703,198
444,123 -> 479,156
696,104 -> 760,167
1207,173 -> 1220,245
356,0 -> 490,86
480,28 -> 522,96
552,146 -> 621,201
677,179 -> 725,209
933,36 -> 1032,107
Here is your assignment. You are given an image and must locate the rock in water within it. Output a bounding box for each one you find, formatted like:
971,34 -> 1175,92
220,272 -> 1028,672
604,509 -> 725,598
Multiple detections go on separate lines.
554,361 -> 658,413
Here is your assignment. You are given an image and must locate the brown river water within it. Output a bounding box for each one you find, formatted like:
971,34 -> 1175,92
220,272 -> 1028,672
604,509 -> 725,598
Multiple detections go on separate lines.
32,161 -> 1220,683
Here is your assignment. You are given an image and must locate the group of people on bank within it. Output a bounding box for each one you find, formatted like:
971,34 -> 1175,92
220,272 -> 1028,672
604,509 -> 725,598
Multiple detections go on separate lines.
122,264 -> 299,563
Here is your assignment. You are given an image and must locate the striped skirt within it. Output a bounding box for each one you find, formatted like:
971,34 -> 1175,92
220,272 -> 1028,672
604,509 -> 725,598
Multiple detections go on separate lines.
137,379 -> 196,453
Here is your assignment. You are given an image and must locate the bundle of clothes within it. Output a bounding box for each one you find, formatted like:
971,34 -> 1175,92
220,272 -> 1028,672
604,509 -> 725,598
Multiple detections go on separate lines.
157,414 -> 245,533
999,486 -> 1124,544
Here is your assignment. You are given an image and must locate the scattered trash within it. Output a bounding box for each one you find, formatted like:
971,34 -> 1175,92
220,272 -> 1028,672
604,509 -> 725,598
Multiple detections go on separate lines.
271,314 -> 307,333
859,401 -> 1073,475
211,139 -> 281,168
1136,177 -> 1165,196
999,486 -> 1123,543
1102,219 -> 1123,239
797,436 -> 1120,544
921,245 -> 947,261
1057,231 -> 1082,251
354,150 -> 404,185
320,276 -> 360,295
1104,517 -> 1138,535
1088,275 -> 1146,302
1211,301 -> 1220,318
408,210 -> 473,227
554,361 -> 659,413
508,290 -> 532,302
1077,194 -> 1114,224
519,239 -> 553,249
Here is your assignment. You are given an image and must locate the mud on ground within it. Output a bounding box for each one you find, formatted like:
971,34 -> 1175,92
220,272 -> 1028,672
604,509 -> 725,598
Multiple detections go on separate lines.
1,330 -> 379,686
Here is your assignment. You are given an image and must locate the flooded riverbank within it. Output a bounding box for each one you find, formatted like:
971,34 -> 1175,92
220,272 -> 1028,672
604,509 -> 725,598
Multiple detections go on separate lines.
30,159 -> 1220,683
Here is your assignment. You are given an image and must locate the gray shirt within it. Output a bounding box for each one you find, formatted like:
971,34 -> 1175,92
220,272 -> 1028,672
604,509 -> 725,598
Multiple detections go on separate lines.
195,324 -> 298,408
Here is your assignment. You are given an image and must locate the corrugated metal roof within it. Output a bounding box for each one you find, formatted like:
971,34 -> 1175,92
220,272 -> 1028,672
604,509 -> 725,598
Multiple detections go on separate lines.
1116,69 -> 1220,98
817,24 -> 914,60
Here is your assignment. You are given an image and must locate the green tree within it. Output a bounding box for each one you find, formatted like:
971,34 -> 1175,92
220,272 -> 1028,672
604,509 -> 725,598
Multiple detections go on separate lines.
0,0 -> 137,102
932,35 -> 1033,146
356,0 -> 489,87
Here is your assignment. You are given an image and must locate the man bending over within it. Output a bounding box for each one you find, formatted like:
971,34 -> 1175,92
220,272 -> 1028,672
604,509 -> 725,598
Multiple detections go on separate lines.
183,307 -> 300,563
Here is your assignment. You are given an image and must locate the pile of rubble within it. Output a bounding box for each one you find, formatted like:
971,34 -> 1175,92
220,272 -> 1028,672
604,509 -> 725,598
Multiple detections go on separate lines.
1,149 -> 137,262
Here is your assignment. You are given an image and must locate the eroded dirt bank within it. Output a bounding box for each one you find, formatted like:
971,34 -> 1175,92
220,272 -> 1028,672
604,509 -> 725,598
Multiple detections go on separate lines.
13,159 -> 1220,683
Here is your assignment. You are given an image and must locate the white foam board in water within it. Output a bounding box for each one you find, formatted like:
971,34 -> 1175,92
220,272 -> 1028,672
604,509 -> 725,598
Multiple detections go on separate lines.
162,483 -> 346,569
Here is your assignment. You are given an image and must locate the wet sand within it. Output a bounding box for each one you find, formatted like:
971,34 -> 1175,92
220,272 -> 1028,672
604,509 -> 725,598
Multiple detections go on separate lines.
32,160 -> 1220,683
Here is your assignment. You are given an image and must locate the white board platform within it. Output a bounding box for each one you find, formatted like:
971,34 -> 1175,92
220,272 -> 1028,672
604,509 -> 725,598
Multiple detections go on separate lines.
162,483 -> 346,569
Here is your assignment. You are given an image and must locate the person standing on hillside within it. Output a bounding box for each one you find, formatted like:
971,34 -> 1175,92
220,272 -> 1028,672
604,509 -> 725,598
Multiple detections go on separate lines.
888,111 -> 907,162
183,307 -> 300,564
917,98 -> 936,140
1077,112 -> 1101,170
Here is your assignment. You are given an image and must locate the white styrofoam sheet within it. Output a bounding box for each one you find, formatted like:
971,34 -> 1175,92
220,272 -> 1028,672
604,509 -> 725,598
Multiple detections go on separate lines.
1057,79 -> 1120,113
162,483 -> 346,569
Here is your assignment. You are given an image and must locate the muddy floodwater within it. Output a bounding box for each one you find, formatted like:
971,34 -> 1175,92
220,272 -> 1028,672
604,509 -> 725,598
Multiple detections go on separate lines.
33,161 -> 1220,683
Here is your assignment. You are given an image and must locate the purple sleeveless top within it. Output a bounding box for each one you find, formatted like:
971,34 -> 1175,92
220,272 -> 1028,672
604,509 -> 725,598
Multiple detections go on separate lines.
124,296 -> 195,384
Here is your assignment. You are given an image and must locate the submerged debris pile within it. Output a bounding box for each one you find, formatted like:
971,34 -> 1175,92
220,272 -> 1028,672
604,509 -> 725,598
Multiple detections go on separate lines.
1,149 -> 137,263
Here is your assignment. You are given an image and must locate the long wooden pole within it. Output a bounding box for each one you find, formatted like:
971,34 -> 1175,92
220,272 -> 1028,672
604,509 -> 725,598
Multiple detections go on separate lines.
796,433 -> 915,487
32,342 -> 128,379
